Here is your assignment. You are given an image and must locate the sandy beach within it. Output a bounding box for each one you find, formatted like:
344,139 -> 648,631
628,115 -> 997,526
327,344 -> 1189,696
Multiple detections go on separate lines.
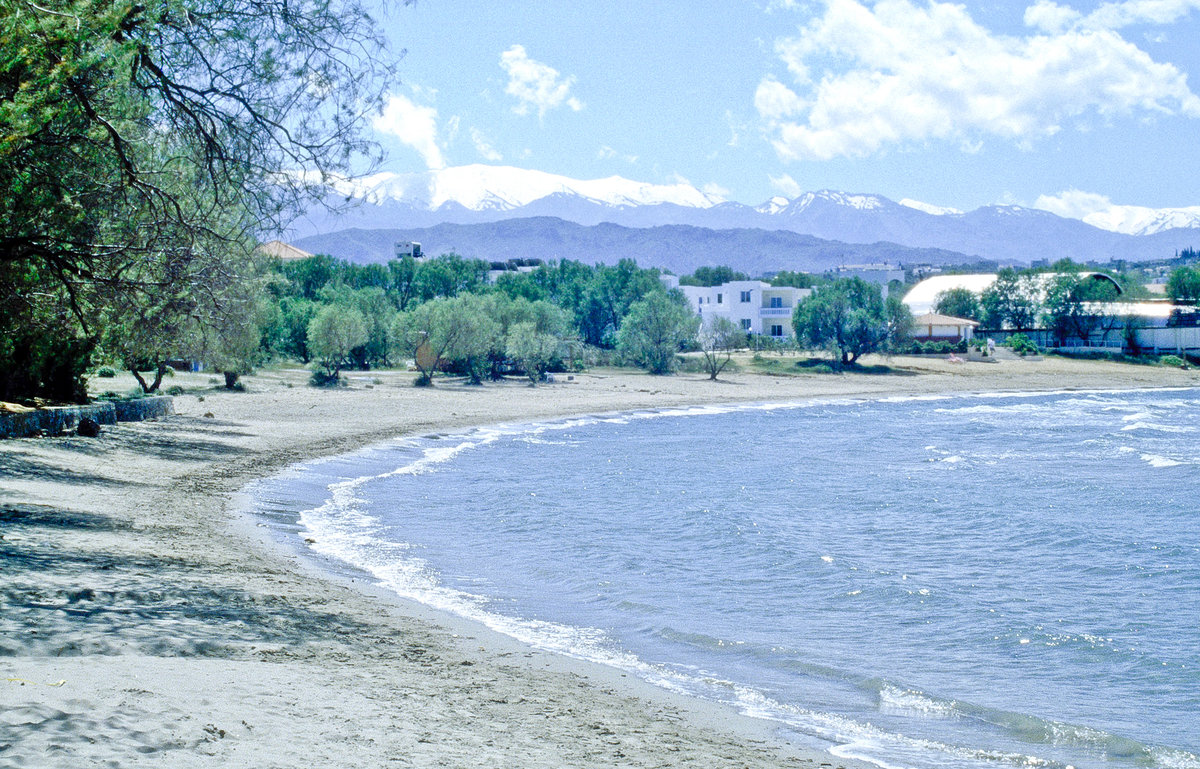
3,354 -> 1197,769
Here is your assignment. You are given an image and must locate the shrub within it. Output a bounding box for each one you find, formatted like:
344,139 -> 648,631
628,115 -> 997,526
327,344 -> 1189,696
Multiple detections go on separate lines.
309,369 -> 345,387
166,385 -> 186,396
1007,333 -> 1039,356
1159,354 -> 1187,368
97,366 -> 117,378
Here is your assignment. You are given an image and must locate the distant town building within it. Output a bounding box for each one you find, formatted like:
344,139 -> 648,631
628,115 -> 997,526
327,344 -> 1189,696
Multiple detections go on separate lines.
395,241 -> 423,259
828,264 -> 905,296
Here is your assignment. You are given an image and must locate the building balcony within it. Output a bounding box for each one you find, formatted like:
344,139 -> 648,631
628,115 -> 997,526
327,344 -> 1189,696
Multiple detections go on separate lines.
759,307 -> 793,317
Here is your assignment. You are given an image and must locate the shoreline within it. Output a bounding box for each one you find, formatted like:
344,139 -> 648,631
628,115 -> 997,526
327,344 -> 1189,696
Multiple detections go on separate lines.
4,356 -> 1198,768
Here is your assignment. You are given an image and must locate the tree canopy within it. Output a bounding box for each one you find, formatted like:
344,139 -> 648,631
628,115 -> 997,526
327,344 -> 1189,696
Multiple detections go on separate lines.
792,278 -> 909,365
1,0 -> 399,401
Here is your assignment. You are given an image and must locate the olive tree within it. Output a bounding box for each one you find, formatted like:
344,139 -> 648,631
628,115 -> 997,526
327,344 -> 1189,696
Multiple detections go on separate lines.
792,278 -> 900,366
507,322 -> 564,385
616,293 -> 699,375
697,316 -> 742,380
307,305 -> 368,384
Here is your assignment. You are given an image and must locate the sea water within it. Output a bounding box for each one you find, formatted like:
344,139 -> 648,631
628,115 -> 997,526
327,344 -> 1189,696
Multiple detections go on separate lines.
246,389 -> 1200,769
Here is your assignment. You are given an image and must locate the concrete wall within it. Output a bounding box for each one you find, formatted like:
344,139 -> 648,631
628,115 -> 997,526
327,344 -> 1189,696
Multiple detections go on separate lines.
0,396 -> 174,439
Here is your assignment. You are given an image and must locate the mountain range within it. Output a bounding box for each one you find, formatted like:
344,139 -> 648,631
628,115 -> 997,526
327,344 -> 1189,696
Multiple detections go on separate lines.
294,218 -> 986,277
288,165 -> 1200,268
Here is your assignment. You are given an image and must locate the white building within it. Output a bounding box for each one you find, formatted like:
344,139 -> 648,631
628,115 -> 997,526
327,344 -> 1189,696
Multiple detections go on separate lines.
678,280 -> 812,339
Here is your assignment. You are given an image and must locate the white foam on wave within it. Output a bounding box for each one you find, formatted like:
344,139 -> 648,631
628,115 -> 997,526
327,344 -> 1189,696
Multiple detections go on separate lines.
1120,421 -> 1195,434
1141,453 -> 1185,468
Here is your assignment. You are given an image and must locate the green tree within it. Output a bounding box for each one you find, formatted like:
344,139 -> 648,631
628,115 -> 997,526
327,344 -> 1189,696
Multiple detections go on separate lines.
1166,266 -> 1200,304
307,305 -> 368,383
506,321 -> 564,385
792,278 -> 896,366
980,269 -> 1040,329
696,315 -> 742,380
0,0 -> 398,401
392,296 -> 495,386
579,259 -> 665,347
933,287 -> 982,321
616,293 -> 698,375
1043,274 -> 1120,345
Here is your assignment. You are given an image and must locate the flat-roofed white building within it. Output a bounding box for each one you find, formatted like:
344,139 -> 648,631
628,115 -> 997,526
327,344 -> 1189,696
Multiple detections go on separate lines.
679,280 -> 812,339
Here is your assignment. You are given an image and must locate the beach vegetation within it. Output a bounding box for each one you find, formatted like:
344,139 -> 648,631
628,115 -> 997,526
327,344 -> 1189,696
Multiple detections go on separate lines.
507,322 -> 565,385
616,292 -> 699,375
696,316 -> 743,380
307,305 -> 369,384
792,278 -> 910,366
1006,333 -> 1040,356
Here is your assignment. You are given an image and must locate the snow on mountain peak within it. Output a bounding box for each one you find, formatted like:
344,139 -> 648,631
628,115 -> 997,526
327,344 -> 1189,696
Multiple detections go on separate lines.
899,198 -> 963,216
324,164 -> 723,212
1081,204 -> 1200,236
757,196 -> 791,214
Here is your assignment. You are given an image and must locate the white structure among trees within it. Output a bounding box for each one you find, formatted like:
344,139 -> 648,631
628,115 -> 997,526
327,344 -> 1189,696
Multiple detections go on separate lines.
676,280 -> 812,339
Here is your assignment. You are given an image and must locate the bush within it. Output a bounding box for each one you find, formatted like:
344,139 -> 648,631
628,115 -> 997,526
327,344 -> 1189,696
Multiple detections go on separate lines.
97,366 -> 117,378
1159,354 -> 1187,368
1007,333 -> 1039,356
309,369 -> 345,387
166,385 -> 186,396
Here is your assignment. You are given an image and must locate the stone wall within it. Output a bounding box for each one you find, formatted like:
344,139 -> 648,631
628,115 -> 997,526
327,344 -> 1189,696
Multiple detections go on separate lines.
0,396 -> 174,439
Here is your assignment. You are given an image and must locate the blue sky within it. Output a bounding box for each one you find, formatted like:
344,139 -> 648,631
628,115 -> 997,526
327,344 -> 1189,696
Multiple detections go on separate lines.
366,0 -> 1200,215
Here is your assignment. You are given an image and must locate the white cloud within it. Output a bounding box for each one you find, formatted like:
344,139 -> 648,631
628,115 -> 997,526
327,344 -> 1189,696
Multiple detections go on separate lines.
598,145 -> 639,163
770,173 -> 804,197
500,44 -> 584,118
758,0 -> 1200,161
470,128 -> 503,162
373,93 -> 445,170
1026,0 -> 1200,32
702,182 -> 731,199
1034,188 -> 1115,218
1083,0 -> 1200,30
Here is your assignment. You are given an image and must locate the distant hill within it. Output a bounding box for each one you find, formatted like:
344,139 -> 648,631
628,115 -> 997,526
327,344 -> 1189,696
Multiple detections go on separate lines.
293,217 -> 988,275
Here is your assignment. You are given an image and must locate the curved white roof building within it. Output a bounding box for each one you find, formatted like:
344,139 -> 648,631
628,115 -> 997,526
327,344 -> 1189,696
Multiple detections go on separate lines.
902,272 -> 1122,315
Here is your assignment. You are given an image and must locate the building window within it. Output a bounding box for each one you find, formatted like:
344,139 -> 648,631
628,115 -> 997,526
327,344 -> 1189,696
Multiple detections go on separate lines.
740,290 -> 751,303
770,324 -> 784,337
716,293 -> 723,304
740,318 -> 752,330
769,296 -> 783,308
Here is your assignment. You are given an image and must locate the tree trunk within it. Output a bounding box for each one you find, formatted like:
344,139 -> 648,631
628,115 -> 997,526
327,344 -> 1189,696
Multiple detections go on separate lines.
224,371 -> 240,389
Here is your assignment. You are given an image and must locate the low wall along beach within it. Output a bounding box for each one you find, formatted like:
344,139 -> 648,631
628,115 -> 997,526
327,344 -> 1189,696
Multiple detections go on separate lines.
0,396 -> 174,439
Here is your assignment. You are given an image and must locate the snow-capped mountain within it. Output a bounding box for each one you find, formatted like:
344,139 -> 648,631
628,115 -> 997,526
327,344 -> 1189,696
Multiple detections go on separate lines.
290,164 -> 1200,265
323,164 -> 723,212
1082,204 -> 1200,236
